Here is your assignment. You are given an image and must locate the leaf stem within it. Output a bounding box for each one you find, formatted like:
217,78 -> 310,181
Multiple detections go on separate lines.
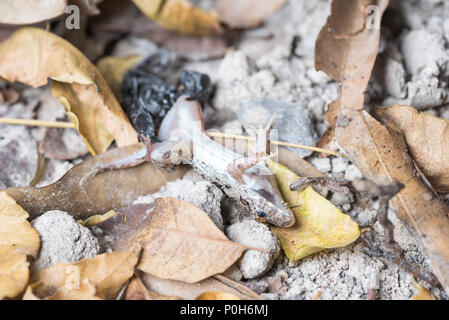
207,131 -> 345,157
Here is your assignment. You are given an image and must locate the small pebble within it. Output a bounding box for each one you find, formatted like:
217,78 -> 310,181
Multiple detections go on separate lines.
226,220 -> 280,279
31,210 -> 100,273
311,158 -> 331,173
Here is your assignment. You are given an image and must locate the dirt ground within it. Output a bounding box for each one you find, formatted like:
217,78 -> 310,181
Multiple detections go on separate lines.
1,0 -> 448,300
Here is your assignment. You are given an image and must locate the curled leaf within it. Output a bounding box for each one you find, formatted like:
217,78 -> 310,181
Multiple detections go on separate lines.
267,161 -> 360,261
78,210 -> 120,227
132,0 -> 222,35
29,250 -> 139,300
101,198 -> 248,283
216,0 -> 286,28
0,27 -> 138,155
314,0 -> 389,148
376,105 -> 449,192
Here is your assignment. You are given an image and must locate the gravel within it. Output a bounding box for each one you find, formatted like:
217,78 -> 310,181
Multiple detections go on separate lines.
226,220 -> 280,279
236,99 -> 318,158
31,210 -> 100,273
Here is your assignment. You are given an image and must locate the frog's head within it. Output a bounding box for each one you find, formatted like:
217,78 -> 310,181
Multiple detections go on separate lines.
242,164 -> 295,228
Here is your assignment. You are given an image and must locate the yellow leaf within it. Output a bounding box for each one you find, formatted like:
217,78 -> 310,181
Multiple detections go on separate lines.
30,251 -> 140,300
267,161 -> 360,261
78,210 -> 121,228
0,192 -> 40,299
412,280 -> 437,300
196,291 -> 241,300
0,27 -> 138,155
96,55 -> 142,103
132,0 -> 222,35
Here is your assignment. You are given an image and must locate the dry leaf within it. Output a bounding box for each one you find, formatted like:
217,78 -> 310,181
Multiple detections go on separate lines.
78,210 -> 120,227
132,0 -> 222,35
376,105 -> 449,192
314,0 -> 389,148
216,0 -> 286,28
29,251 -> 139,300
6,143 -> 186,219
336,109 -> 449,295
315,0 -> 449,295
267,161 -> 360,261
96,55 -> 142,103
0,192 -> 40,299
101,198 -> 248,283
0,254 -> 30,300
0,27 -> 138,155
0,191 -> 29,219
411,281 -> 437,300
196,291 -> 241,300
141,273 -> 262,300
0,0 -> 67,25
23,280 -> 104,300
126,275 -> 180,300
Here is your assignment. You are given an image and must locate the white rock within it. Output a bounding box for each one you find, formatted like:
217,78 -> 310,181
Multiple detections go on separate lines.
31,210 -> 100,273
330,192 -> 354,207
331,157 -> 348,174
311,158 -> 331,173
226,220 -> 280,279
344,165 -> 363,181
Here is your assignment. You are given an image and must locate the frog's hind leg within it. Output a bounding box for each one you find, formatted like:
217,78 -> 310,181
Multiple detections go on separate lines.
80,135 -> 152,185
227,114 -> 277,182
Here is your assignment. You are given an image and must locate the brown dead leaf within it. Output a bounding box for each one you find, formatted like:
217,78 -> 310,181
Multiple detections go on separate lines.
141,273 -> 263,300
196,291 -> 241,300
23,280 -> 104,300
0,192 -> 40,299
0,0 -> 67,25
5,143 -> 187,219
29,250 -> 139,300
376,105 -> 449,192
216,0 -> 286,28
100,198 -> 248,283
336,109 -> 449,295
132,0 -> 222,35
314,0 -> 389,148
0,27 -> 138,155
316,0 -> 449,294
126,275 -> 180,300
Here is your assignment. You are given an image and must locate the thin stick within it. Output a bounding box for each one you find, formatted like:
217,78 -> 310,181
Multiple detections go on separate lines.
207,131 -> 345,157
0,118 -> 75,128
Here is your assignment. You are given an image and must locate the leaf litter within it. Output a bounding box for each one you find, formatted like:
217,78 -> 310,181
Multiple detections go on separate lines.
0,0 -> 448,301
